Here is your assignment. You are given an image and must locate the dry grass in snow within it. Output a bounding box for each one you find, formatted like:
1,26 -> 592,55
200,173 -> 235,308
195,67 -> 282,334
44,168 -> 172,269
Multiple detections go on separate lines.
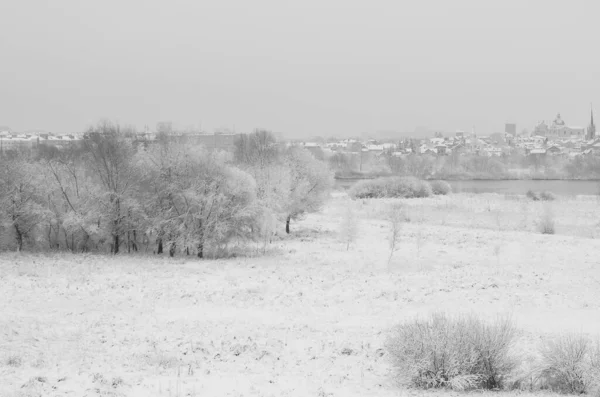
1,191 -> 600,396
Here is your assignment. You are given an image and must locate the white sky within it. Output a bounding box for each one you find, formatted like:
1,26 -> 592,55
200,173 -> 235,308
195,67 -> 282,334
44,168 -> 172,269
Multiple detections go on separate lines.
1,0 -> 599,137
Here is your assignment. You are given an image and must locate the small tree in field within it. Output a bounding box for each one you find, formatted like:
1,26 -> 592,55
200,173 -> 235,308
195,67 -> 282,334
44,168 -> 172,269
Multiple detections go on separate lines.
387,202 -> 404,266
284,147 -> 334,233
340,203 -> 358,251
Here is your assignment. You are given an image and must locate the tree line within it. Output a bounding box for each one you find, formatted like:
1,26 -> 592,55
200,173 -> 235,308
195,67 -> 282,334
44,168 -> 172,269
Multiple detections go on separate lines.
328,149 -> 600,180
0,122 -> 334,256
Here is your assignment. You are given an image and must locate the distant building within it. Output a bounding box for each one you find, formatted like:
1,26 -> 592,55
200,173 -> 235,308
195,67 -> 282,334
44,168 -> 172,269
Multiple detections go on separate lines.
533,113 -> 585,139
528,148 -> 547,157
587,107 -> 596,141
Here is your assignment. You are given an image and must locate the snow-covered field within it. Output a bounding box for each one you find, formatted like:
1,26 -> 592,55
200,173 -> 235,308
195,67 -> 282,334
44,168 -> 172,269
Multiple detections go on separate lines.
2,192 -> 600,397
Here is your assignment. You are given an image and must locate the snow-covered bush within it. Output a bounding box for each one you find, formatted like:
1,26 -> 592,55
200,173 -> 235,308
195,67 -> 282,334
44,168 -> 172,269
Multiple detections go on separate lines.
539,191 -> 557,201
386,312 -> 519,391
349,176 -> 432,199
538,205 -> 556,235
534,334 -> 600,394
430,180 -> 452,195
348,178 -> 388,199
527,190 -> 556,202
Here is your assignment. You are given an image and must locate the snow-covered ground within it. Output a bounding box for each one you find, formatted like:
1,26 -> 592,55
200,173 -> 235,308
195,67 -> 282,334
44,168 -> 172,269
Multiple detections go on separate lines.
1,192 -> 600,396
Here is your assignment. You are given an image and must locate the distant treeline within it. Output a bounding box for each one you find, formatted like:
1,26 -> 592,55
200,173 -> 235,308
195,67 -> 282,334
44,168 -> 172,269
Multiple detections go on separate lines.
326,151 -> 600,180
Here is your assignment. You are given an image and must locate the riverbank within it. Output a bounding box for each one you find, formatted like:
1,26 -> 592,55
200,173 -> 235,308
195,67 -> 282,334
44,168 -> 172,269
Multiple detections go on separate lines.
335,175 -> 600,182
335,177 -> 600,195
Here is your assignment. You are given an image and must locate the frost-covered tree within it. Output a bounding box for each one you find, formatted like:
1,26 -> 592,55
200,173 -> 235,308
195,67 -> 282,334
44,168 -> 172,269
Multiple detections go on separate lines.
0,158 -> 49,251
136,143 -> 259,258
284,146 -> 334,233
339,202 -> 358,251
40,146 -> 103,251
234,130 -> 290,241
82,120 -> 141,254
387,203 -> 404,266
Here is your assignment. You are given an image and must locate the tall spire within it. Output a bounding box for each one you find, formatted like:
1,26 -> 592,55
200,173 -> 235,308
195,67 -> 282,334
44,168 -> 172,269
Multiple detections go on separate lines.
588,103 -> 596,140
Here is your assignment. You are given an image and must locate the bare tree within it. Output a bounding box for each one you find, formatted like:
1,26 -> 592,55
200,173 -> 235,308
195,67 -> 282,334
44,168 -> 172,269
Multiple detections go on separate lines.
40,147 -> 100,252
387,203 -> 404,266
340,203 -> 358,251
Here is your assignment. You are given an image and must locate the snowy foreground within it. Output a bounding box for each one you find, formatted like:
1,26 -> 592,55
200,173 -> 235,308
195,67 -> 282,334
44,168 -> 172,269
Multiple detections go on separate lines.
2,192 -> 600,396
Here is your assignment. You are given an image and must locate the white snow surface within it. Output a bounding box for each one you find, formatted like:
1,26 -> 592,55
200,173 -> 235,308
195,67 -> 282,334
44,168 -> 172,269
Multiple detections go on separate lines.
1,192 -> 600,396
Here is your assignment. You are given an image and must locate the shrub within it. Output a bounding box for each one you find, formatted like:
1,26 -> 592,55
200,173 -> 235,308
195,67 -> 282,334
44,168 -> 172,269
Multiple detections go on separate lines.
539,191 -> 556,201
527,190 -> 556,202
414,179 -> 433,198
5,354 -> 22,367
538,206 -> 556,235
535,334 -> 600,394
430,180 -> 452,195
349,176 -> 432,199
349,178 -> 387,199
387,203 -> 404,265
339,203 -> 358,251
386,313 -> 518,391
526,189 -> 540,201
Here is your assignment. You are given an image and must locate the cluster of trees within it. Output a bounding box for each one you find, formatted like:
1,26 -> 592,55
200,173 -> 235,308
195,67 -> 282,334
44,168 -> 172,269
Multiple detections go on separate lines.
0,122 -> 334,255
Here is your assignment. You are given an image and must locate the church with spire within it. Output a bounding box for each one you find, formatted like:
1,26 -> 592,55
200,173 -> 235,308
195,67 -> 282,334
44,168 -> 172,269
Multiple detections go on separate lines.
587,106 -> 596,141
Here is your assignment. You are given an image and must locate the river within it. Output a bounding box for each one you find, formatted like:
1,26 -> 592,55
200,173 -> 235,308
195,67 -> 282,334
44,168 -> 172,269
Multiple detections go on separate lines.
334,178 -> 600,196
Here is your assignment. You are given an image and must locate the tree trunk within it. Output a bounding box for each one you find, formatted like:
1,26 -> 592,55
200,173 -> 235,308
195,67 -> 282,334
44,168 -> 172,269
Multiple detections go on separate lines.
197,242 -> 204,259
46,223 -> 52,250
169,243 -> 176,257
132,230 -> 138,251
63,229 -> 71,252
285,215 -> 291,234
157,238 -> 163,254
14,224 -> 23,252
113,234 -> 119,254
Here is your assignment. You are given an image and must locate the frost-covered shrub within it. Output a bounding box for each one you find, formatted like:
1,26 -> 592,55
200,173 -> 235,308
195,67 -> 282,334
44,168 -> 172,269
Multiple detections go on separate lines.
539,191 -> 556,201
526,189 -> 540,201
386,313 -> 519,391
534,334 -> 600,394
430,180 -> 452,195
538,206 -> 556,235
348,178 -> 387,199
349,176 -> 432,199
527,190 -> 556,202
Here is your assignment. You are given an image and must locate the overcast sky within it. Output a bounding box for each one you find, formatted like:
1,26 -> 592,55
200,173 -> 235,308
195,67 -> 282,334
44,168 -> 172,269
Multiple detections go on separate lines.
1,0 -> 599,137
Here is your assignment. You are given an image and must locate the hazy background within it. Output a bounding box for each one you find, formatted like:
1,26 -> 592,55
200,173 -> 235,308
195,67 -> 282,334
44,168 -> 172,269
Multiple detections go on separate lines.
1,0 -> 599,138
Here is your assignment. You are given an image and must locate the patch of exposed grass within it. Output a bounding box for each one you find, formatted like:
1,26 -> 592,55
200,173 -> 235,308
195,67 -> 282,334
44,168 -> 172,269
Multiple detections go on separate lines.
5,354 -> 22,367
